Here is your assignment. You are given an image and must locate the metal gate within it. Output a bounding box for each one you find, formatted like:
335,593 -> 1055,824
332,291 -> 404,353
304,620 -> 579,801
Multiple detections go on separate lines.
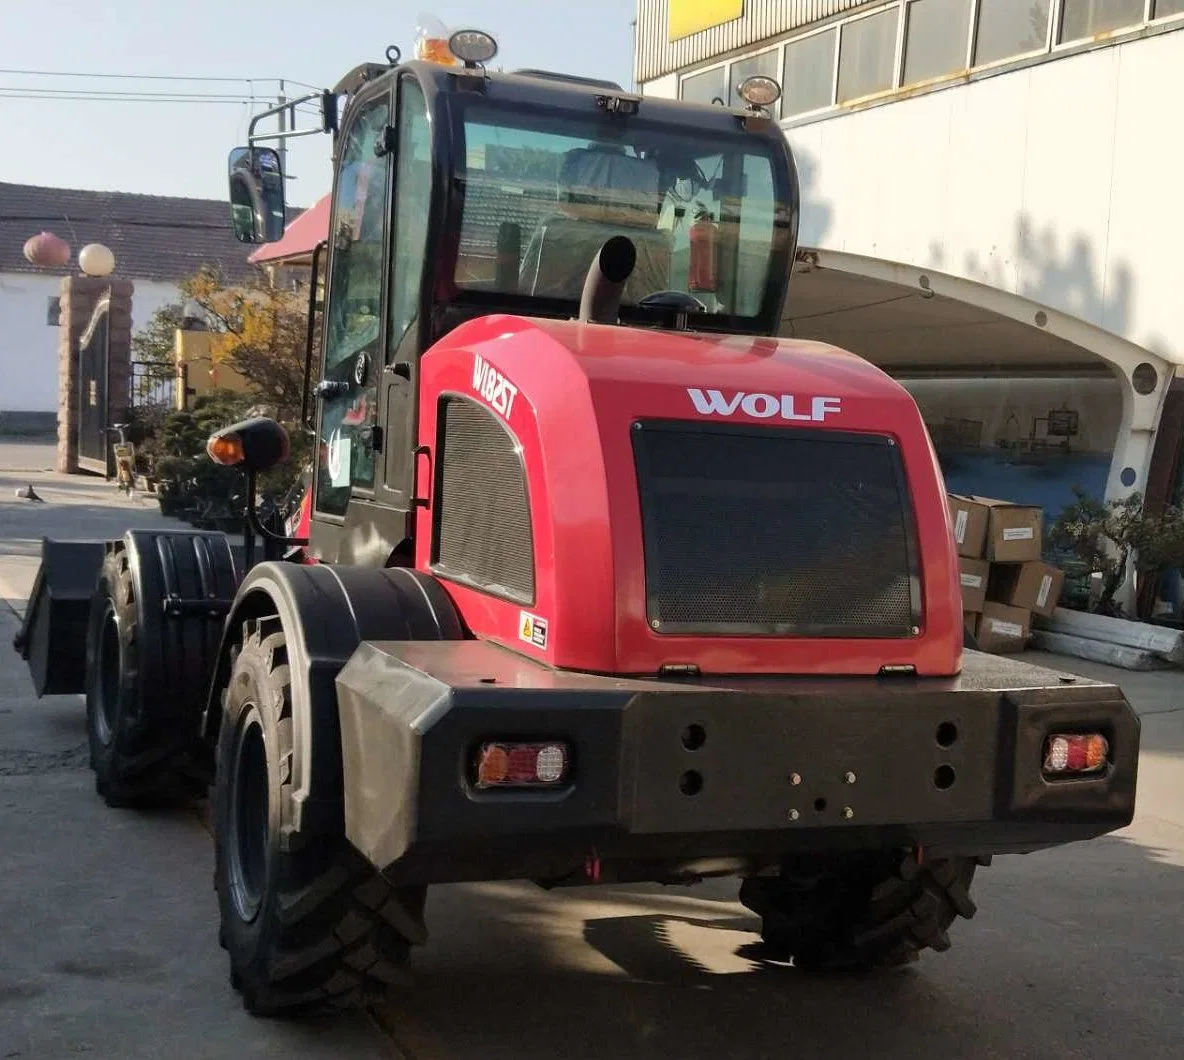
76,298 -> 111,476
130,360 -> 177,411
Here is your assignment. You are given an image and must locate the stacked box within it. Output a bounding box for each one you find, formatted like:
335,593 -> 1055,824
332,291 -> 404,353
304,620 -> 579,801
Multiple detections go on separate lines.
947,494 -> 1065,654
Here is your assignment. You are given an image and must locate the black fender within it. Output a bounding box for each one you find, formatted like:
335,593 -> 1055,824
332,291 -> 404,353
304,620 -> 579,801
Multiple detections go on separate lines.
13,531 -> 238,704
114,530 -> 240,741
202,562 -> 464,839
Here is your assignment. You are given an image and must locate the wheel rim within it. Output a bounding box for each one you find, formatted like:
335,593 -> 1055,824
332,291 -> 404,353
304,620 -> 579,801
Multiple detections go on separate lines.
228,710 -> 269,923
94,604 -> 121,746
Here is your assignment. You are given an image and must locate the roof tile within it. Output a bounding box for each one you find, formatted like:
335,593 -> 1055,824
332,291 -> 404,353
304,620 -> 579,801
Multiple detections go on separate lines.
0,181 -> 303,284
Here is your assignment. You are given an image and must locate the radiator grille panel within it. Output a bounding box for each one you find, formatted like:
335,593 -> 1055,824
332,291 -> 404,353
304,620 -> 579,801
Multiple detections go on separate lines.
434,397 -> 534,602
632,421 -> 920,637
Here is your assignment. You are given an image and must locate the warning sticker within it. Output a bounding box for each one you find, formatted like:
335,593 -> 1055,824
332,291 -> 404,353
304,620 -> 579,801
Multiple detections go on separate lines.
519,610 -> 549,650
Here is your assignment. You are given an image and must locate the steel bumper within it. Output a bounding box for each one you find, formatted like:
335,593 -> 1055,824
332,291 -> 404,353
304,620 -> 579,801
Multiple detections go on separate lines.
335,641 -> 1139,884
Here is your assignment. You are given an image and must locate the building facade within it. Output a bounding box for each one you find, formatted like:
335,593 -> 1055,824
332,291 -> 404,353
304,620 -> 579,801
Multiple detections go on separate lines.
0,183 -> 261,426
634,0 -> 1184,533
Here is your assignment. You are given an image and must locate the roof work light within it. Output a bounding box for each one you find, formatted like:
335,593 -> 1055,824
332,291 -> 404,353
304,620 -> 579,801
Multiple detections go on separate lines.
449,29 -> 499,67
737,75 -> 782,109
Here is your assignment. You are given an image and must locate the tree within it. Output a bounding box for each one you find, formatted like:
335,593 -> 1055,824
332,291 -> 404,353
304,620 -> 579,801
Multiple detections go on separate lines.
181,265 -> 312,426
131,301 -> 186,366
1048,489 -> 1143,616
134,266 -> 315,521
1050,489 -> 1184,619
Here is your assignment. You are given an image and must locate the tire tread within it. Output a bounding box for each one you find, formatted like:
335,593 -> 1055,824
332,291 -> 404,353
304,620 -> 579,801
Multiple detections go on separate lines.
86,546 -> 204,807
216,620 -> 423,1016
740,852 -> 980,972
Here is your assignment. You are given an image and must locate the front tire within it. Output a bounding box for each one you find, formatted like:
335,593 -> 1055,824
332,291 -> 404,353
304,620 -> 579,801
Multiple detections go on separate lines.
739,850 -> 983,971
214,617 -> 426,1016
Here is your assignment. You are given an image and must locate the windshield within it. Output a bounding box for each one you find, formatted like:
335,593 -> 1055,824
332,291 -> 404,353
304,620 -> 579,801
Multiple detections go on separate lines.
454,104 -> 787,319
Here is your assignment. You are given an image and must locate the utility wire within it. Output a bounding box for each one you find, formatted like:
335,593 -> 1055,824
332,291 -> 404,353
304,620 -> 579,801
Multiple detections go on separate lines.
0,67 -> 267,83
0,86 -> 262,100
0,67 -> 325,90
0,91 -> 261,104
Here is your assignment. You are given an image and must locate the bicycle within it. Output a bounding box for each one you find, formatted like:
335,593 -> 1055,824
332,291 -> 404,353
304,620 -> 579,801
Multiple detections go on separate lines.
106,423 -> 137,497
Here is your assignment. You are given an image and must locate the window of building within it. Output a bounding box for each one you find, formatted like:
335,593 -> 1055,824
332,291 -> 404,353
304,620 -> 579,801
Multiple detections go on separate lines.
1058,0 -> 1145,43
1153,0 -> 1184,17
903,0 -> 972,84
681,65 -> 727,106
782,29 -> 837,117
729,49 -> 780,106
974,0 -> 1052,65
837,8 -> 900,103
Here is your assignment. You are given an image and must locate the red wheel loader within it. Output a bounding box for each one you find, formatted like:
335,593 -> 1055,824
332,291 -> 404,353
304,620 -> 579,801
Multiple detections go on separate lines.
13,33 -> 1138,1017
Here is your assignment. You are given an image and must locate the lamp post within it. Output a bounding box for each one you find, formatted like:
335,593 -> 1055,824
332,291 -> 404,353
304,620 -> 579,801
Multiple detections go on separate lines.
78,243 -> 116,278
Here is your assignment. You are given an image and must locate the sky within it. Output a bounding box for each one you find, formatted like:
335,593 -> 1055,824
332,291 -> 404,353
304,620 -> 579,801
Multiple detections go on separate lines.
1,1 -> 638,208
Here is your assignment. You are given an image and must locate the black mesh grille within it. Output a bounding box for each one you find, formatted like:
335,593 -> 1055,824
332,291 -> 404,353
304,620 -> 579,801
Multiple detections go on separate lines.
632,421 -> 920,637
434,397 -> 534,602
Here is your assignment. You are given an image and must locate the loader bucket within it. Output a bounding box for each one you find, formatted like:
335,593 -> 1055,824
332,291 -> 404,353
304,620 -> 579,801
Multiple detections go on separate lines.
13,539 -> 107,697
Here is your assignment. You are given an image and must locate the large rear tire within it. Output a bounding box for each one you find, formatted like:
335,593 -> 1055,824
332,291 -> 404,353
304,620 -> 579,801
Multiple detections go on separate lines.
214,616 -> 426,1016
85,547 -> 204,807
739,850 -> 983,971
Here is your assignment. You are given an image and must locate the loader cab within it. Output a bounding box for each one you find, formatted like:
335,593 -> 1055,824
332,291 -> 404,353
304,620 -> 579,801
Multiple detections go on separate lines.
226,37 -> 800,567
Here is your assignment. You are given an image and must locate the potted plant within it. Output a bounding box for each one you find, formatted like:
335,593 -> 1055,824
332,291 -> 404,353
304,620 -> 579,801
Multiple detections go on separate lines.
1048,489 -> 1144,617
1128,503 -> 1184,626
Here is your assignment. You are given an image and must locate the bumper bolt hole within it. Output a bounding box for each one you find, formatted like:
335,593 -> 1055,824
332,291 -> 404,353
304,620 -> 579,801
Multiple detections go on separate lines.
814,797 -> 827,812
934,764 -> 956,790
936,721 -> 958,748
681,724 -> 706,751
679,770 -> 703,796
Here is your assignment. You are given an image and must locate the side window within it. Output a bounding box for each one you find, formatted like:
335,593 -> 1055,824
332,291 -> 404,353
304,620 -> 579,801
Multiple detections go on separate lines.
388,78 -> 431,359
316,94 -> 391,518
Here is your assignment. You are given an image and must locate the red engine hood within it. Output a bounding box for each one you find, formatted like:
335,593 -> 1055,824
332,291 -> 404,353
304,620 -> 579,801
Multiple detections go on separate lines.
414,314 -> 962,678
530,316 -> 913,404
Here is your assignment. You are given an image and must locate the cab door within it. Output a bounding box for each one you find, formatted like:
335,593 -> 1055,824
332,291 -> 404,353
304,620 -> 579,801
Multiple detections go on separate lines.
374,75 -> 433,521
309,84 -> 392,556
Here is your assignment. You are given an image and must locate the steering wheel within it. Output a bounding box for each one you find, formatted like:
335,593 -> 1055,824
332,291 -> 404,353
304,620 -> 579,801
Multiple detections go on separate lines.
638,290 -> 708,313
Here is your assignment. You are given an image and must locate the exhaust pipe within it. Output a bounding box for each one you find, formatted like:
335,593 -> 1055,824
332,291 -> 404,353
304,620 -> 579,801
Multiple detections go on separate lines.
578,235 -> 636,325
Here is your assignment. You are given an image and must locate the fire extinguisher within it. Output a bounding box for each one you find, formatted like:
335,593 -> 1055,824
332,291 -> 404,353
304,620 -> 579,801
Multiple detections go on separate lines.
688,204 -> 718,293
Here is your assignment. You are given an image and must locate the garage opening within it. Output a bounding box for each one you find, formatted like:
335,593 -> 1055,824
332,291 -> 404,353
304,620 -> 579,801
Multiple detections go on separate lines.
785,252 -> 1132,522
784,249 -> 1184,621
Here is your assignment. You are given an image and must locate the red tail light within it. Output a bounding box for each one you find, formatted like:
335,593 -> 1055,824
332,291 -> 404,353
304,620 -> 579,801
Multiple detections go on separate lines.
475,741 -> 570,789
1043,733 -> 1109,776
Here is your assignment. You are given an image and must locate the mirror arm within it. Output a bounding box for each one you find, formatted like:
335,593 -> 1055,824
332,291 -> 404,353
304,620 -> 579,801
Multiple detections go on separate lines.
240,467 -> 310,575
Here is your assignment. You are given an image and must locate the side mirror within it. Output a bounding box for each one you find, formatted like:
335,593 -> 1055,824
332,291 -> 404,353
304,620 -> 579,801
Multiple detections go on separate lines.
227,146 -> 286,244
207,416 -> 290,474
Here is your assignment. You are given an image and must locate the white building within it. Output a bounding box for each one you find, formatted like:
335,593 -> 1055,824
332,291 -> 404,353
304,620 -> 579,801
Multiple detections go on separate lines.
0,182 -> 258,429
635,0 -> 1184,538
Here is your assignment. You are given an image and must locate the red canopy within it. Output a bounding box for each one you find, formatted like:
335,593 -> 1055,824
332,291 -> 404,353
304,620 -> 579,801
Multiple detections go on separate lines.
247,193 -> 331,266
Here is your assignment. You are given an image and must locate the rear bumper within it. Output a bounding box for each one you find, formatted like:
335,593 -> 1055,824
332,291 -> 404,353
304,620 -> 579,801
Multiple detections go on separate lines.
335,641 -> 1139,885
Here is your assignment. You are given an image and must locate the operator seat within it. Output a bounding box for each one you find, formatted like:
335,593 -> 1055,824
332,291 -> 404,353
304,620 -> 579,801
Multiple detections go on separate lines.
518,145 -> 673,304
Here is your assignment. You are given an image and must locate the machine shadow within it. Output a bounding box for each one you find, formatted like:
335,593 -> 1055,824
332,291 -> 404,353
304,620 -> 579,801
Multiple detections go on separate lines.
383,832 -> 1184,1060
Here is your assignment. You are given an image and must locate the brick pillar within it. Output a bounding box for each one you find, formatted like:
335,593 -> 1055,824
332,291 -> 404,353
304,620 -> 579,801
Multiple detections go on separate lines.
56,276 -> 134,473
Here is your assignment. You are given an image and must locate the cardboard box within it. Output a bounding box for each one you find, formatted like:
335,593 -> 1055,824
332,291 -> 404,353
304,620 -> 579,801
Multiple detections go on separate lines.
988,561 -> 1065,618
964,611 -> 977,638
948,494 -> 989,558
980,499 -> 1043,562
958,557 -> 989,612
974,602 -> 1031,653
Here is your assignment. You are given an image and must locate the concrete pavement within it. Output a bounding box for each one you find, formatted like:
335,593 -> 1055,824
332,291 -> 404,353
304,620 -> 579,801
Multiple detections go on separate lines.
1,438 -> 1182,1060
0,442 -> 395,1058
